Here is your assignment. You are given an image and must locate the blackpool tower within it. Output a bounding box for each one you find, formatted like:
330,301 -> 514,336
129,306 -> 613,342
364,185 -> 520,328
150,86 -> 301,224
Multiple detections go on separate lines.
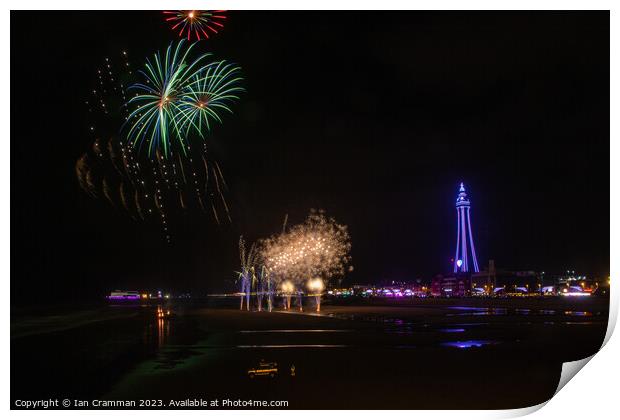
454,182 -> 480,273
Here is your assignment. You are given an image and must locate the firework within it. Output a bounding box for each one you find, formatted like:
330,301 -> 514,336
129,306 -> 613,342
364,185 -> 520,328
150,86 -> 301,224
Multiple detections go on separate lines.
80,44 -> 242,243
86,51 -> 134,140
256,266 -> 275,312
178,61 -> 244,136
124,41 -> 211,157
125,41 -> 243,158
307,278 -> 325,311
280,281 -> 295,310
76,137 -> 233,243
75,154 -> 97,197
261,210 -> 352,310
237,236 -> 259,311
163,10 -> 226,41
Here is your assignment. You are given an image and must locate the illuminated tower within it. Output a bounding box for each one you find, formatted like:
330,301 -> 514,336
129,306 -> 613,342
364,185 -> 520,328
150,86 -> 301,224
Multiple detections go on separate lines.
454,182 -> 480,273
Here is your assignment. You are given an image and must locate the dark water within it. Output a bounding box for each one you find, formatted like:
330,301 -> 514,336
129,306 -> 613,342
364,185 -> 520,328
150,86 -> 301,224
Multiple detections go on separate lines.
11,297 -> 609,409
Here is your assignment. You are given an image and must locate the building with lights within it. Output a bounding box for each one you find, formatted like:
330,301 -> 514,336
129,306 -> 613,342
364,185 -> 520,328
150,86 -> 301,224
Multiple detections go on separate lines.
544,272 -> 601,296
432,264 -> 544,297
431,274 -> 470,297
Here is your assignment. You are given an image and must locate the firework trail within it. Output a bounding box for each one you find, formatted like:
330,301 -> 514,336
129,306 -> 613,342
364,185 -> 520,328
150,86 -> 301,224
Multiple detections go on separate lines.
212,163 -> 232,223
76,155 -> 97,197
237,236 -> 258,310
134,189 -> 144,220
76,137 -> 234,240
282,213 -> 288,233
102,179 -> 115,207
86,51 -> 133,142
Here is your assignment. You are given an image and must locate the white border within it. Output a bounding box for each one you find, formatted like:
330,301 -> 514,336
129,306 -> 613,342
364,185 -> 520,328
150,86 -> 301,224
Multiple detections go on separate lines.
3,2 -> 616,419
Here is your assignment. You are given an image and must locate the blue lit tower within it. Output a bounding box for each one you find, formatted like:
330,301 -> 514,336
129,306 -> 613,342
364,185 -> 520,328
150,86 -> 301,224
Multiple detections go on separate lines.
454,182 -> 480,273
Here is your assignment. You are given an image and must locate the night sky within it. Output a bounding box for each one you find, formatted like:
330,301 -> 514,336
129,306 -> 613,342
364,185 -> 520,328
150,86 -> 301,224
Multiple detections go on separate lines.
11,11 -> 609,302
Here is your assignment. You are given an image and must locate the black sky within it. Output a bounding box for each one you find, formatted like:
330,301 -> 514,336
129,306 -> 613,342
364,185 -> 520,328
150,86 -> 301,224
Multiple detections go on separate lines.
11,11 -> 609,301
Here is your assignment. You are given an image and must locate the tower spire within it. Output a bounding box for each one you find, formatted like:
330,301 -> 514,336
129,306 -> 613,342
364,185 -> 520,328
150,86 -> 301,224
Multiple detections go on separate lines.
454,182 -> 479,273
456,182 -> 470,206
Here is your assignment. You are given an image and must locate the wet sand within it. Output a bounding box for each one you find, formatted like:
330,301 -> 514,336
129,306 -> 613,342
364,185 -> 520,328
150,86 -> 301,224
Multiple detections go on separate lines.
11,297 -> 609,409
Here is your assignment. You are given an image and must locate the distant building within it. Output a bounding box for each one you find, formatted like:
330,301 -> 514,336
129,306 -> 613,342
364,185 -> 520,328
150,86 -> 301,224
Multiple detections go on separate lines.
107,290 -> 141,300
433,260 -> 545,297
470,259 -> 497,294
490,270 -> 540,295
351,284 -> 373,293
546,272 -> 602,295
431,273 -> 470,297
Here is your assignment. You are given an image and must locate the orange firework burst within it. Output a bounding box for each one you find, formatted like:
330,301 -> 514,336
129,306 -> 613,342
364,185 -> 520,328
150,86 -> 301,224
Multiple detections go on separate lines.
261,210 -> 352,287
163,10 -> 226,41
